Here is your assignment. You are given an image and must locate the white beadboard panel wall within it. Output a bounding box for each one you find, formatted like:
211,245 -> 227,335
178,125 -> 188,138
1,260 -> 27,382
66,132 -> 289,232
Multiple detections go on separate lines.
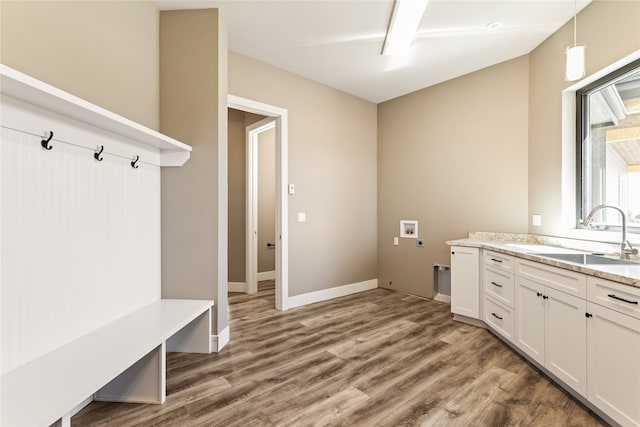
1,99 -> 161,374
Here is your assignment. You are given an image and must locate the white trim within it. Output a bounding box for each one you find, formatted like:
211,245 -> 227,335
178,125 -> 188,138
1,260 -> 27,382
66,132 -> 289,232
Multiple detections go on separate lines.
433,294 -> 451,304
228,282 -> 248,293
210,326 -> 230,353
246,118 -> 277,294
287,279 -> 378,309
257,270 -> 276,281
560,49 -> 640,243
228,94 -> 289,311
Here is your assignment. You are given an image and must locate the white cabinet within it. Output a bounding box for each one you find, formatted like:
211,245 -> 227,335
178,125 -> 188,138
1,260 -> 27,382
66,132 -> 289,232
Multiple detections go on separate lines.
515,269 -> 587,396
484,294 -> 515,342
448,243 -> 640,425
451,246 -> 480,319
587,278 -> 640,427
483,249 -> 515,274
482,250 -> 516,343
545,286 -> 587,397
484,265 -> 515,309
515,277 -> 545,364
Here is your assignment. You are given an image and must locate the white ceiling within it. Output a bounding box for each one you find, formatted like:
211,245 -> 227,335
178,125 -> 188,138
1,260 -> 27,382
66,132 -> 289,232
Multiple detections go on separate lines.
154,0 -> 591,103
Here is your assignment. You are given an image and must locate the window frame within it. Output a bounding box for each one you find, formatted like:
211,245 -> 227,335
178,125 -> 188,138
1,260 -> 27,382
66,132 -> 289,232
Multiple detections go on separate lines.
575,58 -> 640,234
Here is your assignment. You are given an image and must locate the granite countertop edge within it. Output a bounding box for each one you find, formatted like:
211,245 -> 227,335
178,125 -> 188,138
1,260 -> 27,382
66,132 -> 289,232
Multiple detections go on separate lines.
447,238 -> 640,289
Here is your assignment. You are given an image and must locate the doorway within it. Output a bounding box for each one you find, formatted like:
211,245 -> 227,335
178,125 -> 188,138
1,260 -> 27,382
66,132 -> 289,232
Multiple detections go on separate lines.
227,95 -> 289,311
246,118 -> 276,294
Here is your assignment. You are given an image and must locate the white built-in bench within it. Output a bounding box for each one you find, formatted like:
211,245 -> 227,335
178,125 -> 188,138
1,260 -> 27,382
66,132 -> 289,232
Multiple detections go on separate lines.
1,299 -> 213,427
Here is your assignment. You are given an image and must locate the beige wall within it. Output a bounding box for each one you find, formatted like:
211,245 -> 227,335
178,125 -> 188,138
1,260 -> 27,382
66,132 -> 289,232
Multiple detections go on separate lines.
529,0 -> 640,237
377,56 -> 530,298
258,127 -> 276,274
228,108 -> 267,282
160,9 -> 229,333
228,51 -> 378,296
0,0 -> 159,130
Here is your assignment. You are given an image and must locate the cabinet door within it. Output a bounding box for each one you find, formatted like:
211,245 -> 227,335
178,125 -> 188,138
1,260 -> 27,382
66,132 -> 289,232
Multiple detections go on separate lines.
587,302 -> 640,427
451,246 -> 480,319
515,277 -> 545,365
545,287 -> 587,397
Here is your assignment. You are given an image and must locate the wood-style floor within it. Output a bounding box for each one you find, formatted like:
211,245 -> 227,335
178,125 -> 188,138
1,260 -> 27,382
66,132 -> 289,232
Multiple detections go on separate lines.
73,282 -> 606,426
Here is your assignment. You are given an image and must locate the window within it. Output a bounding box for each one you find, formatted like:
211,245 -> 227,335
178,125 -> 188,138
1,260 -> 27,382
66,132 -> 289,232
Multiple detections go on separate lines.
577,59 -> 640,233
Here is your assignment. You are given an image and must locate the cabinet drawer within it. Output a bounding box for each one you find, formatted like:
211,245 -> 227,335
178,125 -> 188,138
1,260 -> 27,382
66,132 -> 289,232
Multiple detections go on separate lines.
483,267 -> 515,308
483,250 -> 514,274
484,295 -> 515,344
515,258 -> 586,298
587,276 -> 640,320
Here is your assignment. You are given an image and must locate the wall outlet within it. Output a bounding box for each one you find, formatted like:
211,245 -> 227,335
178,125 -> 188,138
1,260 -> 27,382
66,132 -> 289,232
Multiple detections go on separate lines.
417,239 -> 424,248
393,237 -> 399,246
297,212 -> 306,222
288,184 -> 295,194
532,214 -> 542,226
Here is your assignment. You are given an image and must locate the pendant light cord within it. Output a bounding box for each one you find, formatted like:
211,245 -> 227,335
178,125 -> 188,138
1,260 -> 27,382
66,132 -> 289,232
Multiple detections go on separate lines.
573,0 -> 577,47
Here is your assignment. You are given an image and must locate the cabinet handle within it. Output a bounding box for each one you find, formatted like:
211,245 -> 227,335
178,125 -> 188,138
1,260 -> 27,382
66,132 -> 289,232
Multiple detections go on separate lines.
536,292 -> 542,297
490,258 -> 503,263
451,252 -> 455,255
585,313 -> 593,318
491,281 -> 503,288
542,295 -> 549,300
607,294 -> 638,305
491,312 -> 503,320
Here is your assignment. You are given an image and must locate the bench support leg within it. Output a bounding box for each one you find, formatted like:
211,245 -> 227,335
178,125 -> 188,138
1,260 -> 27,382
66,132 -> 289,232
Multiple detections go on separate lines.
166,307 -> 212,353
95,343 -> 166,404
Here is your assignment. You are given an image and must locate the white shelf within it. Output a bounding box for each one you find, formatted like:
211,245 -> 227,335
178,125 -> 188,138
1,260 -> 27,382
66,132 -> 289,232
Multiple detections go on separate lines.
1,299 -> 213,427
0,64 -> 191,166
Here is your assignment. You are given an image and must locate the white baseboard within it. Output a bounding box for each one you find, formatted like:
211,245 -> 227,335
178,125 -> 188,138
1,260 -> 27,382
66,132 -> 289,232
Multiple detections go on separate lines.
433,293 -> 451,304
228,282 -> 247,293
257,270 -> 275,281
287,279 -> 378,309
453,314 -> 486,328
210,326 -> 230,353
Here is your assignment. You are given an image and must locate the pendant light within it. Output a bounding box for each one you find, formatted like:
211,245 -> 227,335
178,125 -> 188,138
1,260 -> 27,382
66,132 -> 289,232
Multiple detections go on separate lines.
565,0 -> 586,81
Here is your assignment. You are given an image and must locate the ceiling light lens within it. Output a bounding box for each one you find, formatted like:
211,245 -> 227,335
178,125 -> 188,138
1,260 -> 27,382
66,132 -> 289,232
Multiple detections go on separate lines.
565,44 -> 586,81
486,22 -> 502,31
382,0 -> 429,56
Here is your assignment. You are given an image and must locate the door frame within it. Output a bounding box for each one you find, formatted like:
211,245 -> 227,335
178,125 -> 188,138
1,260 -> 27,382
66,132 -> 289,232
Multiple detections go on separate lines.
245,118 -> 276,295
228,94 -> 289,311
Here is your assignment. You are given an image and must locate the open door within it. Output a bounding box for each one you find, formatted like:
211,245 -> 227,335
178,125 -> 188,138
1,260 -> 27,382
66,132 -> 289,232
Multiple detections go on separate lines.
245,118 -> 276,294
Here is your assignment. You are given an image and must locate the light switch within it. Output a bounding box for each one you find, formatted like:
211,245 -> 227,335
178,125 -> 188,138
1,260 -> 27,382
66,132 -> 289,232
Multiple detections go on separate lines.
532,214 -> 542,226
288,184 -> 295,195
393,237 -> 399,246
297,212 -> 306,222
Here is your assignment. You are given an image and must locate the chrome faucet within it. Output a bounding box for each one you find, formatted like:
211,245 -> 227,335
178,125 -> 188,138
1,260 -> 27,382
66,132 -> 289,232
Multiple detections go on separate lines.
581,204 -> 638,260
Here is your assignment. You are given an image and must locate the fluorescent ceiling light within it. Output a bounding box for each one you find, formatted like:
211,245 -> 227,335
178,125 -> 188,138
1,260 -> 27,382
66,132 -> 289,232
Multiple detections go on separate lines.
382,0 -> 429,56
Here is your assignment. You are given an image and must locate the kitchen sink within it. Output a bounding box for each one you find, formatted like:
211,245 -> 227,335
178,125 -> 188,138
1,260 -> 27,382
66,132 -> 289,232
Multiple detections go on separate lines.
533,253 -> 637,265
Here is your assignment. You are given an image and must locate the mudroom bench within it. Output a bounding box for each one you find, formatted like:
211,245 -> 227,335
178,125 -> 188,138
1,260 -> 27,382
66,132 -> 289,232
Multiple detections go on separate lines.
1,299 -> 213,427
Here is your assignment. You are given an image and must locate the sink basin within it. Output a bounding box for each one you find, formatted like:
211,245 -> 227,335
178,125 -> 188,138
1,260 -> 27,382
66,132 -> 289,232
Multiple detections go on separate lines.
533,253 -> 636,265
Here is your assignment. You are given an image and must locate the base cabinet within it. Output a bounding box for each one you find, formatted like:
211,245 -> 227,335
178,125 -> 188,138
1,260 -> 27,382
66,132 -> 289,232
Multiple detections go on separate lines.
515,278 -> 545,364
451,246 -> 480,319
484,295 -> 515,342
448,244 -> 640,425
587,301 -> 640,427
515,277 -> 587,396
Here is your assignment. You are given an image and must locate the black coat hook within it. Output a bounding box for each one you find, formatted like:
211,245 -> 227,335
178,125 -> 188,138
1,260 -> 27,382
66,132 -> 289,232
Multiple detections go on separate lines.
41,131 -> 54,150
94,145 -> 104,161
131,155 -> 140,169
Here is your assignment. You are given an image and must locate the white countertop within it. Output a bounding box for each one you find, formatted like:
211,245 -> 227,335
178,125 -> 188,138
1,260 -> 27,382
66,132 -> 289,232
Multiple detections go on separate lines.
447,239 -> 640,288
